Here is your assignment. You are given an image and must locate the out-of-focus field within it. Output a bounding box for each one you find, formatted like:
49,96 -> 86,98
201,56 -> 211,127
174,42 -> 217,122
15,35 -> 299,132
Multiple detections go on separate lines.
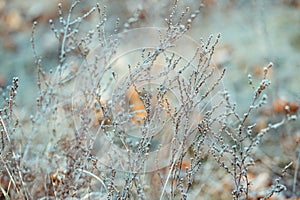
0,0 -> 299,199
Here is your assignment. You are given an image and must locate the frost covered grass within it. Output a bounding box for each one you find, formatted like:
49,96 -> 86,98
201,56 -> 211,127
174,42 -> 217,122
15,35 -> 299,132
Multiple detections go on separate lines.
0,1 -> 299,199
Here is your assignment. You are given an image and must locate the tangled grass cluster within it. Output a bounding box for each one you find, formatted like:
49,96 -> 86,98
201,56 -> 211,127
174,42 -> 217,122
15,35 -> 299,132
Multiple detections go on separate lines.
0,1 -> 298,199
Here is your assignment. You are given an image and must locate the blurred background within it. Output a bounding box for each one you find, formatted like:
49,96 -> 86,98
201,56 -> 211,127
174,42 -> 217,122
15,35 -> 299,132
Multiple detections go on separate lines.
0,0 -> 299,198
